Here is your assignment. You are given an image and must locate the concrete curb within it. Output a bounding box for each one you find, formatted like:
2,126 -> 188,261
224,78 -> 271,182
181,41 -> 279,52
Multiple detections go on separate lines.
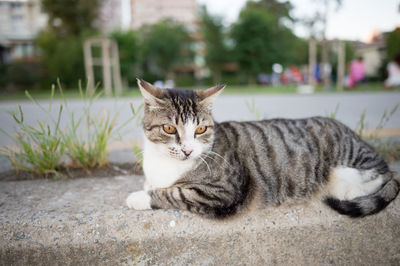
1,164 -> 400,265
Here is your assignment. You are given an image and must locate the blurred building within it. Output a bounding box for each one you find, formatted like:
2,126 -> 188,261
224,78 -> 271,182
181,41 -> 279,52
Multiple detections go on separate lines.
128,0 -> 202,78
130,0 -> 198,31
0,0 -> 47,63
98,0 -> 132,32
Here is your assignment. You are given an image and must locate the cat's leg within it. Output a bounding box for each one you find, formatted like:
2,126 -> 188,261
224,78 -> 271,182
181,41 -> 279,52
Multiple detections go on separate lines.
126,190 -> 152,210
127,181 -> 249,218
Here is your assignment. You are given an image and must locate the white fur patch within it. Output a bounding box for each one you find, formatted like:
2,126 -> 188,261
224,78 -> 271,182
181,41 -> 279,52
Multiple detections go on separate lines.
328,166 -> 384,200
142,136 -> 196,190
126,190 -> 152,210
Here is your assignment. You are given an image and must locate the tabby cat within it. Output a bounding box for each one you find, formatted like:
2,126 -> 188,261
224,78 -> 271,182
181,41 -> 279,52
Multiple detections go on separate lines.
126,79 -> 399,218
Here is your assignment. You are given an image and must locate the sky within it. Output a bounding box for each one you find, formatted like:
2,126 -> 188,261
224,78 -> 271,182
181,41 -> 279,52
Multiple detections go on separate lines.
197,0 -> 400,42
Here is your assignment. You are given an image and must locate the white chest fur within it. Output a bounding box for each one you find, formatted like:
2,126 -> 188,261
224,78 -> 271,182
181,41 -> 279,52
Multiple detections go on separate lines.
142,137 -> 195,191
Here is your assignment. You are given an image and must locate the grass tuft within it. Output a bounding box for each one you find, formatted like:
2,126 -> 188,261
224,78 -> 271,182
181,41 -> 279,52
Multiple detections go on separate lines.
0,80 -> 143,175
0,87 -> 65,177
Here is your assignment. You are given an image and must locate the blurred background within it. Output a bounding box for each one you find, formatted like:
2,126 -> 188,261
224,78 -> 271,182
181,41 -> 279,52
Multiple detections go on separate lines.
0,0 -> 399,95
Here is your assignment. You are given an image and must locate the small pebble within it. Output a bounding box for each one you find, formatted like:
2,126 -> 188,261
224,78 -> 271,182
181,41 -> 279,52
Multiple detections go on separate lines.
15,231 -> 25,240
169,220 -> 176,227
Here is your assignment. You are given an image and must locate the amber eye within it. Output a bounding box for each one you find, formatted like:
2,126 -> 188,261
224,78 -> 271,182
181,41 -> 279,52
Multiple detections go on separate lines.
195,126 -> 207,134
163,124 -> 176,134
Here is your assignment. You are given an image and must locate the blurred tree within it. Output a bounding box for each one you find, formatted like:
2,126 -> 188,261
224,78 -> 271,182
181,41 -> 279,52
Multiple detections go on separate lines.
41,0 -> 102,36
141,19 -> 192,79
344,41 -> 355,63
200,7 -> 231,83
110,30 -> 140,87
386,27 -> 400,61
35,30 -> 89,88
231,1 -> 298,83
35,0 -> 102,89
291,37 -> 309,65
246,0 -> 294,23
1,60 -> 44,91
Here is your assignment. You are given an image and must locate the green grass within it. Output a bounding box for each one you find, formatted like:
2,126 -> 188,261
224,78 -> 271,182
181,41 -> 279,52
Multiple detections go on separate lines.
0,81 -> 143,176
61,84 -> 142,169
0,88 -> 65,176
1,82 -> 396,101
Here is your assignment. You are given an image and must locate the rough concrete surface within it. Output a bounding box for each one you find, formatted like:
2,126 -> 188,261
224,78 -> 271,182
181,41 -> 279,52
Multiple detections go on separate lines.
1,163 -> 400,265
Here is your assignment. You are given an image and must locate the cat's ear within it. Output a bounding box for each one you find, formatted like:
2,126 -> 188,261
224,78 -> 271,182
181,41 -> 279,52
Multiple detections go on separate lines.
137,78 -> 165,103
196,84 -> 226,108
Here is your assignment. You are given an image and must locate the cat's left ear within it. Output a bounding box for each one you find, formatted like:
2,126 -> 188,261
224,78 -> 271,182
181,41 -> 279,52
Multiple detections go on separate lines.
196,84 -> 226,108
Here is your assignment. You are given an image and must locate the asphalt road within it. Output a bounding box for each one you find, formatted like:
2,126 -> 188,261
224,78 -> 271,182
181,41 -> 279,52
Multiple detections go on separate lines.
1,91 -> 400,148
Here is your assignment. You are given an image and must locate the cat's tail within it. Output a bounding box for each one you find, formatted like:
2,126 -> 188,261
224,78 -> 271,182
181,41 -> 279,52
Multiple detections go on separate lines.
324,176 -> 400,218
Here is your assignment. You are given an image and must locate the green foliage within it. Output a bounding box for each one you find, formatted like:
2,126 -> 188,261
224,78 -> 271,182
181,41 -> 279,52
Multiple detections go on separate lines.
60,81 -> 140,169
33,0 -> 101,89
231,8 -> 278,79
245,98 -> 261,120
175,73 -> 196,87
200,7 -> 231,83
0,88 -> 65,176
231,1 -> 301,82
245,0 -> 294,22
0,81 -> 143,175
132,145 -> 143,166
35,30 -> 89,88
110,30 -> 141,86
141,19 -> 193,77
345,41 -> 356,63
1,60 -> 44,91
325,103 -> 340,119
60,83 -> 110,168
291,38 -> 309,66
41,0 -> 101,36
362,103 -> 400,162
386,27 -> 400,61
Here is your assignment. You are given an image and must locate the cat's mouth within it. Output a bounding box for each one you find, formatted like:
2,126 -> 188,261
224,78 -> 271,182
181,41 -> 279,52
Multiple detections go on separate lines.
179,154 -> 192,161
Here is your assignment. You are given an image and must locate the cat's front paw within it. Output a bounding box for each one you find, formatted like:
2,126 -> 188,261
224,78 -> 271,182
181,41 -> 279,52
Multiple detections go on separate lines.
126,191 -> 152,210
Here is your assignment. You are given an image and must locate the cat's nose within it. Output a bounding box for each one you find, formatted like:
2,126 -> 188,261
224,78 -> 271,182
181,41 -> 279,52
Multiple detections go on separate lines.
181,148 -> 193,157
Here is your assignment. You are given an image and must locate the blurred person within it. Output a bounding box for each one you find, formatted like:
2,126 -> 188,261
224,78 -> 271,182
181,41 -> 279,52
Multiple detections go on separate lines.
257,73 -> 268,85
290,65 -> 303,84
347,56 -> 365,88
384,53 -> 400,88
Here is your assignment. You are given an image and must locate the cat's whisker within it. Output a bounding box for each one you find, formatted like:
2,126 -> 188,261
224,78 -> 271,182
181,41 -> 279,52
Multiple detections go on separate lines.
199,155 -> 211,175
200,154 -> 226,171
206,150 -> 231,166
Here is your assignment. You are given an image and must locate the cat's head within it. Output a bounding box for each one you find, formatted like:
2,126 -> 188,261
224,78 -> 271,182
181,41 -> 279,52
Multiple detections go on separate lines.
138,78 -> 225,161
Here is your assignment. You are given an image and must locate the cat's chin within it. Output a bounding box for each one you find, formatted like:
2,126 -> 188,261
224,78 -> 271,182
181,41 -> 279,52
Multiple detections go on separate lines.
178,156 -> 194,161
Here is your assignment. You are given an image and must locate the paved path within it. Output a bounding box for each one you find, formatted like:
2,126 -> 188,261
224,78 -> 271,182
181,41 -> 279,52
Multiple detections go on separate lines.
1,92 -> 399,147
1,163 -> 399,265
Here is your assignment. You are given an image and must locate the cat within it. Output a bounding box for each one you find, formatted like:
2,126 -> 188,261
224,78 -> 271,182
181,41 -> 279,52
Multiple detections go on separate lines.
126,78 -> 399,218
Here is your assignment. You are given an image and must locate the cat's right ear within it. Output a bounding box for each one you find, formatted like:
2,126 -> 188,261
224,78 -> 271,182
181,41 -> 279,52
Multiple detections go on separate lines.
137,78 -> 165,103
196,84 -> 226,109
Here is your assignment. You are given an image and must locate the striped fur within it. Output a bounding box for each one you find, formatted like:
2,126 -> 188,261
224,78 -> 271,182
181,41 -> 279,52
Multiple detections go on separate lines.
127,79 -> 399,218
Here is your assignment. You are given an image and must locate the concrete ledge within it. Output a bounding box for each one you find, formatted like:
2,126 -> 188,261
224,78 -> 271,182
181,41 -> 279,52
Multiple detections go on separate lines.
1,164 -> 400,265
